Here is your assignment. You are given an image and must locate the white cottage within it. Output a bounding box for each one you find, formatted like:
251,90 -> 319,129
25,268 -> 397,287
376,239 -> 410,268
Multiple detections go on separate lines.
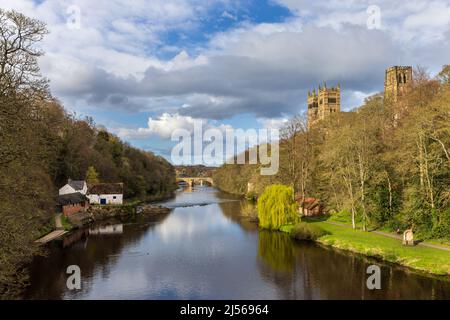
87,183 -> 124,205
59,179 -> 88,195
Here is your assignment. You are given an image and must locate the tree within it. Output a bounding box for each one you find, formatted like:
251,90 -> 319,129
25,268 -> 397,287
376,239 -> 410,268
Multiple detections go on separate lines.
213,68 -> 449,240
392,69 -> 450,236
437,65 -> 450,84
278,115 -> 315,215
0,9 -> 51,297
0,10 -> 179,296
0,9 -> 48,97
0,9 -> 48,167
279,115 -> 304,191
86,166 -> 100,184
351,99 -> 384,231
257,185 -> 298,230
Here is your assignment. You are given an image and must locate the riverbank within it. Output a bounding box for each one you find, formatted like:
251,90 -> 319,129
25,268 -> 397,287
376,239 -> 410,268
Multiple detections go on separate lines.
65,203 -> 171,229
25,187 -> 450,299
280,221 -> 450,277
57,192 -> 175,232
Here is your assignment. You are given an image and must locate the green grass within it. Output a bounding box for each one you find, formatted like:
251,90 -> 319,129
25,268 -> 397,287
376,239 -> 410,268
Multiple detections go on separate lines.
279,224 -> 295,233
60,215 -> 74,231
424,239 -> 450,249
326,210 -> 450,248
311,221 -> 450,276
279,211 -> 450,276
289,222 -> 329,241
37,223 -> 54,238
326,209 -> 366,228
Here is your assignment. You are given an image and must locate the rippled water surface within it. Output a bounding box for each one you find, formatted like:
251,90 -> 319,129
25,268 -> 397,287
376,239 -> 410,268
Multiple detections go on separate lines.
25,187 -> 450,299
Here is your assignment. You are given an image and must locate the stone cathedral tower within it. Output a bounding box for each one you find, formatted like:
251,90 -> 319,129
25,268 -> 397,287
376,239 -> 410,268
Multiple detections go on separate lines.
307,82 -> 341,128
384,66 -> 413,103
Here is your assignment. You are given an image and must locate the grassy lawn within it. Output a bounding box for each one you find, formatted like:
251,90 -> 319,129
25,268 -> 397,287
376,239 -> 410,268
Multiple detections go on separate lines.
326,209 -> 362,226
61,214 -> 75,231
425,238 -> 450,249
310,221 -> 450,276
324,211 -> 450,249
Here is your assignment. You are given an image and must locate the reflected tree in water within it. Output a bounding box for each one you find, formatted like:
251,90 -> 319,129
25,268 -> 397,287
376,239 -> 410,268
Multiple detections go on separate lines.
258,231 -> 295,273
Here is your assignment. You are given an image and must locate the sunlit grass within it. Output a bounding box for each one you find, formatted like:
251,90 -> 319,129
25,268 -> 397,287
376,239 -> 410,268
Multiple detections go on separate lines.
312,221 -> 450,276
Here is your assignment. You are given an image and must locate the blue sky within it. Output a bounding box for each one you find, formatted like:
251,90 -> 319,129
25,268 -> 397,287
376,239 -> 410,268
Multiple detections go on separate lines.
1,0 -> 449,162
158,0 -> 292,60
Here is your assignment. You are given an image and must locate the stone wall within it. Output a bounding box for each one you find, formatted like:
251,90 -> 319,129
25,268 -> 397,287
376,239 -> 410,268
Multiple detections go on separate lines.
87,205 -> 136,221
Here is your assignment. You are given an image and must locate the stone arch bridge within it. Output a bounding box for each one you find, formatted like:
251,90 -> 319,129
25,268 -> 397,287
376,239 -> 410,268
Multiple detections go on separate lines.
176,177 -> 214,187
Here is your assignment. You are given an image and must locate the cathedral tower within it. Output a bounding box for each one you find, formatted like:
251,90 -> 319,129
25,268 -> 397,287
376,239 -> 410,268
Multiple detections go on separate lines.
308,82 -> 341,128
384,66 -> 413,103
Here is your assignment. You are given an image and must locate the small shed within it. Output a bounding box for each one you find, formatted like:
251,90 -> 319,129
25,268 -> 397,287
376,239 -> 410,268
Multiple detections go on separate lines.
58,192 -> 90,217
87,183 -> 124,205
296,196 -> 325,217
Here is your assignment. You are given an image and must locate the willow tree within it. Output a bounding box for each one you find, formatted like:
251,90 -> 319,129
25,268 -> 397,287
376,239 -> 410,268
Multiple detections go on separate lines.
257,185 -> 298,230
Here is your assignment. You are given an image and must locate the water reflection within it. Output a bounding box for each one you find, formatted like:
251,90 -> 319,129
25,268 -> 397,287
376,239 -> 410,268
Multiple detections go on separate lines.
24,187 -> 450,300
255,230 -> 450,299
258,231 -> 295,273
24,214 -> 169,299
89,224 -> 123,235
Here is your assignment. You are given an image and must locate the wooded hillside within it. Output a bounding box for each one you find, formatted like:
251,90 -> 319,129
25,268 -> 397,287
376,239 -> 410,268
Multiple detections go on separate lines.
0,9 -> 176,296
214,66 -> 450,240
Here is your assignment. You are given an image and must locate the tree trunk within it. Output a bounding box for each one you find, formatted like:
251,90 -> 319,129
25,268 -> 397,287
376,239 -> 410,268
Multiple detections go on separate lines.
386,172 -> 393,215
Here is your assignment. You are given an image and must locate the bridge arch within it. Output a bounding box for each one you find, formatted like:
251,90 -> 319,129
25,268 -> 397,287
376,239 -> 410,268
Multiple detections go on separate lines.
176,177 -> 214,187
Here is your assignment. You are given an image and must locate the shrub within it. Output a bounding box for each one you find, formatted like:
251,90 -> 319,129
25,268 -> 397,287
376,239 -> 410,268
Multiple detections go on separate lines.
432,209 -> 450,238
257,185 -> 298,230
241,202 -> 258,221
290,222 -> 329,241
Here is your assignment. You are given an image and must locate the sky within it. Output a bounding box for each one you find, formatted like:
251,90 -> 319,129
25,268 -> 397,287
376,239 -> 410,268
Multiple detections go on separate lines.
1,0 -> 449,162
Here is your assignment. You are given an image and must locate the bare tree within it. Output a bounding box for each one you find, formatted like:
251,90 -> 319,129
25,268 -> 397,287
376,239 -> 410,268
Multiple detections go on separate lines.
280,115 -> 303,191
0,9 -> 48,166
0,9 -> 48,97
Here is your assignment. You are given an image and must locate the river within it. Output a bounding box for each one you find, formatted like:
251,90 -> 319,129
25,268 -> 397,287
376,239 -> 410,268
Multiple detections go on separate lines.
24,187 -> 450,299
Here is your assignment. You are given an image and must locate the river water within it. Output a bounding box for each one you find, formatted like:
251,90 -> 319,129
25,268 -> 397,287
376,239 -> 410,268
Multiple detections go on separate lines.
25,187 -> 450,299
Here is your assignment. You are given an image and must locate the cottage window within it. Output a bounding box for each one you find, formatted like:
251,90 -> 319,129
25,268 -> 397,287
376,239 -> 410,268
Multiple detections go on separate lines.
113,196 -> 117,199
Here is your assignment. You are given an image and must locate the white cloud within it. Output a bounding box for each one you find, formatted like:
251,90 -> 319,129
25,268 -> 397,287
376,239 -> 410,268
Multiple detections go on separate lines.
1,0 -> 447,126
117,113 -> 235,140
274,0 -> 450,44
257,117 -> 289,130
221,11 -> 237,21
118,113 -> 197,139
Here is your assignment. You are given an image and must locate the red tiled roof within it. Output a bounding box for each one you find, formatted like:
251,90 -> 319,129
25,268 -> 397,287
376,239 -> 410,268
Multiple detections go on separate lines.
296,196 -> 321,210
